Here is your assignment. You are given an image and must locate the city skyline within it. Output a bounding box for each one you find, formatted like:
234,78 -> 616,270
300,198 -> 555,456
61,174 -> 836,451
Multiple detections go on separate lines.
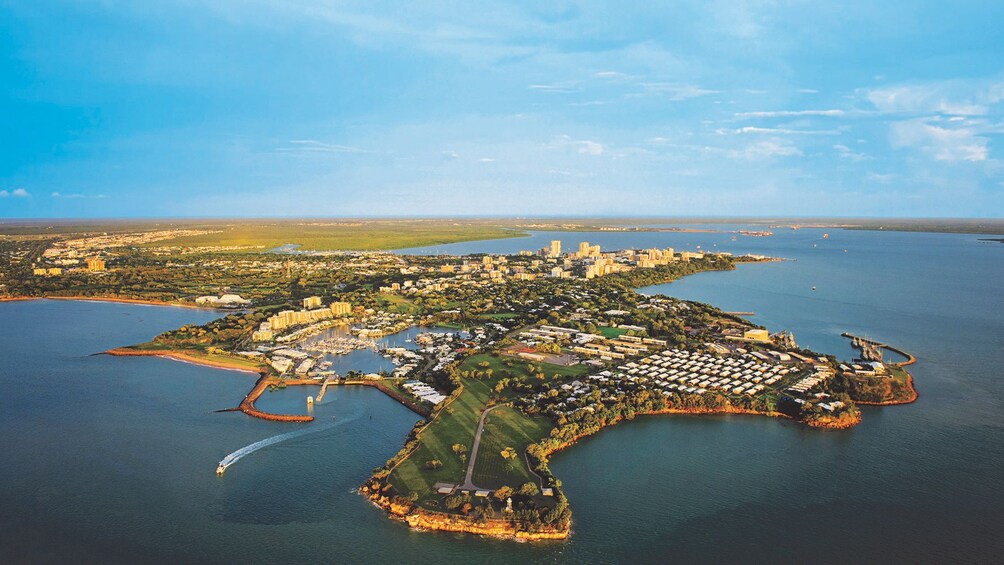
2,1 -> 1003,219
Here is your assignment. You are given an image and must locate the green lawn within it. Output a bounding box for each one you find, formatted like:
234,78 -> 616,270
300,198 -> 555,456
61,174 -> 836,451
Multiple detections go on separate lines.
376,293 -> 420,314
471,406 -> 553,490
387,352 -> 565,505
388,378 -> 493,499
480,312 -> 519,320
468,352 -> 589,383
598,326 -> 628,338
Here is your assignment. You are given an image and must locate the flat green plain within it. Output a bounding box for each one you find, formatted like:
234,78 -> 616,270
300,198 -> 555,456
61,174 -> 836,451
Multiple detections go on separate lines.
145,220 -> 527,251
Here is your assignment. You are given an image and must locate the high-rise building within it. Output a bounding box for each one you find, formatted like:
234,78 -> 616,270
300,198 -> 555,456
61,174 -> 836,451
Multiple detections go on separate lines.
86,258 -> 106,271
303,296 -> 322,309
549,240 -> 562,257
329,301 -> 351,316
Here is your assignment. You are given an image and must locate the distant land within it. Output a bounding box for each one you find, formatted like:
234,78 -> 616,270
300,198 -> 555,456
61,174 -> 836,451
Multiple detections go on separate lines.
0,217 -> 1001,252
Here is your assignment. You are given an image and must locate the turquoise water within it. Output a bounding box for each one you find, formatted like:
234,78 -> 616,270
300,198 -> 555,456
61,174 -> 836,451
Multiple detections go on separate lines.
1,228 -> 1002,563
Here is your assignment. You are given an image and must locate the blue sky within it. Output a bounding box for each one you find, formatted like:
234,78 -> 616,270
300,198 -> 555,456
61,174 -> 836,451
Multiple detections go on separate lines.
1,1 -> 1002,218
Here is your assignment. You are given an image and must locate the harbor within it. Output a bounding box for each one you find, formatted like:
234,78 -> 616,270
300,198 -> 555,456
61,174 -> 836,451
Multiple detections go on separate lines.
841,332 -> 917,366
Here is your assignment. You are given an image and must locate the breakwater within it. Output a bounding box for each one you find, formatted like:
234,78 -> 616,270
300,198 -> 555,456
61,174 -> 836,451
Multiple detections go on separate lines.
840,332 -> 917,366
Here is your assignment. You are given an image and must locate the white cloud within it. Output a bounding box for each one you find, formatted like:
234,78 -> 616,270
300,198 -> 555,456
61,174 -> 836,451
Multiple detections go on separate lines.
638,83 -> 719,101
549,135 -> 605,156
0,188 -> 29,197
736,126 -> 838,135
478,157 -> 495,162
592,71 -> 626,79
278,140 -> 365,153
833,144 -> 871,162
442,150 -> 460,160
527,81 -> 580,93
52,191 -> 106,199
576,140 -> 604,155
865,82 -> 1004,116
890,119 -> 988,162
731,140 -> 802,160
734,109 -> 845,118
867,172 -> 897,184
798,88 -> 819,94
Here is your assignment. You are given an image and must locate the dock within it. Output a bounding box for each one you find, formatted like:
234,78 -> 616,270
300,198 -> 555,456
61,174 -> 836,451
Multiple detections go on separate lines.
841,333 -> 916,366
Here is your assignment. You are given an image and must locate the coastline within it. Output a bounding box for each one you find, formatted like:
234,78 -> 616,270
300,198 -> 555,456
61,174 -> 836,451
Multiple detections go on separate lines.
104,347 -> 265,374
365,401 -> 858,541
48,295 -> 214,310
854,372 -> 919,406
2,295 -> 220,310
0,296 -> 38,303
104,346 -> 433,421
360,490 -> 569,540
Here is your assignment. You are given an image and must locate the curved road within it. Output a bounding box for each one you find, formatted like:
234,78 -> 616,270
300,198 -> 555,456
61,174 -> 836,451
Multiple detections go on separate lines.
460,404 -> 504,491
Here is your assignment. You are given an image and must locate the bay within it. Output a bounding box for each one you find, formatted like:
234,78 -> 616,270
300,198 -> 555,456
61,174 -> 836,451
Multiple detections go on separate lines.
1,225 -> 1002,563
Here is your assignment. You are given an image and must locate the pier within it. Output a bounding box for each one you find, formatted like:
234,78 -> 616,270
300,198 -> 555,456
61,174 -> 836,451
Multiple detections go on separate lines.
841,333 -> 916,366
236,375 -> 432,424
239,375 -> 315,423
314,376 -> 336,403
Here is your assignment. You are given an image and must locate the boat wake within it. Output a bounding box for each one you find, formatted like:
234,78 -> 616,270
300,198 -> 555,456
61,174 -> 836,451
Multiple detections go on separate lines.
216,407 -> 360,475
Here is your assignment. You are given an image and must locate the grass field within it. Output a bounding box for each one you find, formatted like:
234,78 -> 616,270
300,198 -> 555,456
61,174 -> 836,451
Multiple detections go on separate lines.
387,352 -> 575,504
597,325 -> 628,338
471,406 -> 552,489
376,293 -> 421,315
388,377 -> 493,499
142,220 -> 526,251
480,312 -> 519,320
467,352 -> 590,382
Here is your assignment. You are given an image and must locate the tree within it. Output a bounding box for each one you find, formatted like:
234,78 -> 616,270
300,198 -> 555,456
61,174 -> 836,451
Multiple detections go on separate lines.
500,447 -> 518,460
493,485 -> 514,501
518,482 -> 540,497
451,443 -> 468,462
424,459 -> 442,470
444,493 -> 467,510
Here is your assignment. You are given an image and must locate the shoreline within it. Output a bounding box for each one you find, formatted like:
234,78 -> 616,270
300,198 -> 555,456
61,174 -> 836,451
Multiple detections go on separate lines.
855,372 -> 919,406
105,347 -> 314,422
104,346 -> 432,421
365,401 -> 857,541
3,295 -> 221,310
0,296 -> 38,303
104,347 -> 265,374
50,295 -> 215,310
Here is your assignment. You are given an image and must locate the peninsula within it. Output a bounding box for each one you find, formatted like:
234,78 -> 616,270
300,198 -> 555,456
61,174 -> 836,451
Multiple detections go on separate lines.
0,219 -> 918,541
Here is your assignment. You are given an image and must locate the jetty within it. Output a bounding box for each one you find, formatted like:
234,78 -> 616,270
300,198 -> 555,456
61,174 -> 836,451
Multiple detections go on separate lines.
315,376 -> 336,403
841,333 -> 916,366
239,375 -> 314,423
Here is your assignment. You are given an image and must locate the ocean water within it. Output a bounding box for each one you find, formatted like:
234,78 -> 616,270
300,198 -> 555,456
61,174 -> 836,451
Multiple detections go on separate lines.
1,227 -> 1002,563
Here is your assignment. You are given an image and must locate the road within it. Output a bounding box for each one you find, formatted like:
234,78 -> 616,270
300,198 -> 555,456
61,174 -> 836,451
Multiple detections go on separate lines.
460,404 -> 503,491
